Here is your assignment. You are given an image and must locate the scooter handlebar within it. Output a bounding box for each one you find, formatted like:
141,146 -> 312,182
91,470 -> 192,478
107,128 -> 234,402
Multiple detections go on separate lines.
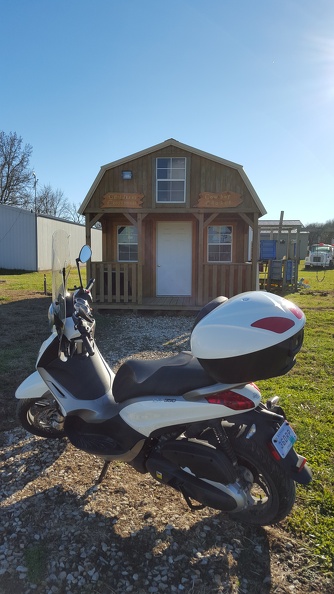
72,295 -> 95,356
80,332 -> 95,356
85,278 -> 95,292
74,299 -> 94,323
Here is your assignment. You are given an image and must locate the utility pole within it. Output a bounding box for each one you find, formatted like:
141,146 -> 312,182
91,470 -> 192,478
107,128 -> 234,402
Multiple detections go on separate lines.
32,171 -> 38,271
33,171 -> 38,212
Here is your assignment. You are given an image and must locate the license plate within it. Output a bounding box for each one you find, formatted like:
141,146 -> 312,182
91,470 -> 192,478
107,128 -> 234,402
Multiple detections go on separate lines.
272,421 -> 297,458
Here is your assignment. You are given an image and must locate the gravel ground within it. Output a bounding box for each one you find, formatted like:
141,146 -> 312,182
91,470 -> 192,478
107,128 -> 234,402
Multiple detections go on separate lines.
1,313 -> 332,594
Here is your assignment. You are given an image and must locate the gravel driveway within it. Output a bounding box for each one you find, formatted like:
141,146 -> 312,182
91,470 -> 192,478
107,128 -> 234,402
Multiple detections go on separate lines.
1,313 -> 331,593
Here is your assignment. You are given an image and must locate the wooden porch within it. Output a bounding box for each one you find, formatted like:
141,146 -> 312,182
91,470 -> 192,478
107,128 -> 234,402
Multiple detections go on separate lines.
91,261 -> 255,311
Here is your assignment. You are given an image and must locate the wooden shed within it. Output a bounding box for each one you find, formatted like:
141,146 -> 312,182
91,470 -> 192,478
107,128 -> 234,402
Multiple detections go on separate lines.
79,139 -> 266,310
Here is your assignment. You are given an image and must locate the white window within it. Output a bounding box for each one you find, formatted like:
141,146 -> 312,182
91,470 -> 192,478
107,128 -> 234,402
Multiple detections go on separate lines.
207,226 -> 232,262
156,157 -> 186,203
117,226 -> 138,261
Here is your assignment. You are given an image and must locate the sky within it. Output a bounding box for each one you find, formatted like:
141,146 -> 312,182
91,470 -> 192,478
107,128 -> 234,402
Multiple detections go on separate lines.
1,0 -> 334,226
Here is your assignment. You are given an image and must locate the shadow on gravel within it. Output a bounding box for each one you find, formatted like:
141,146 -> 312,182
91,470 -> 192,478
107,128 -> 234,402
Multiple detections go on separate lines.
0,430 -> 67,497
0,296 -> 50,431
0,480 -> 272,594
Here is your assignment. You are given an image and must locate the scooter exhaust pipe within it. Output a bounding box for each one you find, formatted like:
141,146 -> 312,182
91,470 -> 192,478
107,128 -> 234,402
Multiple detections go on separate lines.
146,455 -> 238,512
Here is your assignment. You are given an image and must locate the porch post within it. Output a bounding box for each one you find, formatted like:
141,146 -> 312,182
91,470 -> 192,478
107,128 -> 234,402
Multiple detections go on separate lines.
196,213 -> 204,305
252,213 -> 259,290
85,215 -> 92,280
137,213 -> 143,305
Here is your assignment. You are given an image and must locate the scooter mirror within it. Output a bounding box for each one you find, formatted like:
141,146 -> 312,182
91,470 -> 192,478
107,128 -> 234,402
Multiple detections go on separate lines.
78,245 -> 92,264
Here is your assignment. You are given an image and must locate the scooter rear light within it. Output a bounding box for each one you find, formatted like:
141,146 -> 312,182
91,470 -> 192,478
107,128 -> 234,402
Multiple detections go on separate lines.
205,391 -> 255,410
267,442 -> 282,461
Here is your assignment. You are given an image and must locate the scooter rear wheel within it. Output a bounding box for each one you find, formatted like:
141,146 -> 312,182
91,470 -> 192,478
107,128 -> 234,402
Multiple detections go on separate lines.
17,394 -> 65,439
228,436 -> 296,525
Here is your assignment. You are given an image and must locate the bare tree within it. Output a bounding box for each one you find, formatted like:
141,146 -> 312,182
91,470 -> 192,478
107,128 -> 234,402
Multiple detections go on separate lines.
1,130 -> 84,223
35,188 -> 84,223
0,131 -> 33,205
36,184 -> 70,217
64,201 -> 85,224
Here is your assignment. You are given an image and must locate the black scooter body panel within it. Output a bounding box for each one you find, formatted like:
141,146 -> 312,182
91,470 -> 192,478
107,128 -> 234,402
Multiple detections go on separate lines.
64,413 -> 145,457
38,336 -> 112,400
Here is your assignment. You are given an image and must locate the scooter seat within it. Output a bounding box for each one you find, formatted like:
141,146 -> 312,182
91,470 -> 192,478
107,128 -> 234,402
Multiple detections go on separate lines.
112,351 -> 216,403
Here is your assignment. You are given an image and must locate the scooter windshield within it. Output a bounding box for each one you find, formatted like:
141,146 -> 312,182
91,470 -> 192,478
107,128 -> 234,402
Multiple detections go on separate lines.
52,229 -> 71,325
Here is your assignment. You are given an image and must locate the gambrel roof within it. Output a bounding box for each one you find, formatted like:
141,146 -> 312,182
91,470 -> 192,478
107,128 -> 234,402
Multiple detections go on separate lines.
79,138 -> 266,216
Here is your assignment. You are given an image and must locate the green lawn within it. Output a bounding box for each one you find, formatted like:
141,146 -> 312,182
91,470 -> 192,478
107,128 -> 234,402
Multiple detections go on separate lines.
256,265 -> 334,570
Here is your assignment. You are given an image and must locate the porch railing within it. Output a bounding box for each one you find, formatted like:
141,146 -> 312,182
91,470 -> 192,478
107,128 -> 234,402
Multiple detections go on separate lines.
91,262 -> 139,304
200,263 -> 253,303
91,261 -> 254,307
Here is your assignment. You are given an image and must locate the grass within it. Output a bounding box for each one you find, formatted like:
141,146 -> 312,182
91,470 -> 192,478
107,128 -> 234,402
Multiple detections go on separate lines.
256,265 -> 334,571
1,262 -> 333,571
0,269 -> 51,298
0,267 -> 85,296
24,543 -> 47,583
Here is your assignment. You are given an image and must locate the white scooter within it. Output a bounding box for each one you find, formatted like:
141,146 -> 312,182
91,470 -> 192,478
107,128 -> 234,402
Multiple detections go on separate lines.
15,230 -> 311,526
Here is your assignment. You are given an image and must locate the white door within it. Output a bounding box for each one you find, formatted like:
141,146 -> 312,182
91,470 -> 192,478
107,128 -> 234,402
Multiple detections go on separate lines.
156,221 -> 192,296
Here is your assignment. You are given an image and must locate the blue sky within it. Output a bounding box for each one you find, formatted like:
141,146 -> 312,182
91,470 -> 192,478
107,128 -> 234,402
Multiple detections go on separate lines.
1,0 -> 334,225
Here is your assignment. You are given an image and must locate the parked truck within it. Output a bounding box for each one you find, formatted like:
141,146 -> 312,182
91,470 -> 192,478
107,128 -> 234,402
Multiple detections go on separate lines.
305,243 -> 334,269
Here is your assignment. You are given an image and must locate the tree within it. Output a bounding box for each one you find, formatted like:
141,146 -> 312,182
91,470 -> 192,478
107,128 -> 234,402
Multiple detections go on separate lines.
65,201 -> 85,224
35,184 -> 68,217
0,131 -> 33,206
305,219 -> 334,245
1,129 -> 84,223
35,187 -> 84,223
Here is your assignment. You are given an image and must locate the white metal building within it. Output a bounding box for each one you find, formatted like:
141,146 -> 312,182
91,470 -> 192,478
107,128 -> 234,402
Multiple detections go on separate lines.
0,204 -> 102,270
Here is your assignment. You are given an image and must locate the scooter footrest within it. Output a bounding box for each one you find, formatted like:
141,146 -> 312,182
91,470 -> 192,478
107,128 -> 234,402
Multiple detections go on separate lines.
67,431 -> 127,456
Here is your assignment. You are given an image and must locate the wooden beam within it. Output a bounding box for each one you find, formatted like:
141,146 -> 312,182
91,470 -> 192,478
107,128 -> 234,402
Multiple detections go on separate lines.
197,214 -> 204,305
89,213 -> 103,228
239,212 -> 254,227
137,214 -> 143,304
203,213 -> 219,228
123,212 -> 138,226
85,216 -> 92,280
251,213 -> 259,289
277,210 -> 284,246
123,212 -> 148,226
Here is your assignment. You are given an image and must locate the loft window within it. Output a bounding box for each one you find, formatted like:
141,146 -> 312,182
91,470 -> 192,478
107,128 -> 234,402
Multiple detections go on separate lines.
117,226 -> 138,261
156,157 -> 186,203
207,225 -> 232,262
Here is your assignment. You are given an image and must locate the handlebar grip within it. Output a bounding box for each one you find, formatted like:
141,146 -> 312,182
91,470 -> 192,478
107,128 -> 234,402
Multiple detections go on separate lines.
81,334 -> 94,356
86,278 -> 95,292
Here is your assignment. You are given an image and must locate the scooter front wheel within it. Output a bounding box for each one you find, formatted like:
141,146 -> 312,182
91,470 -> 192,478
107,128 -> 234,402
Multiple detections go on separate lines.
16,394 -> 65,439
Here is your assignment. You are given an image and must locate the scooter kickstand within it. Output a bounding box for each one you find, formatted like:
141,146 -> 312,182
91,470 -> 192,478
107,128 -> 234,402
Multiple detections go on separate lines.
97,460 -> 110,484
